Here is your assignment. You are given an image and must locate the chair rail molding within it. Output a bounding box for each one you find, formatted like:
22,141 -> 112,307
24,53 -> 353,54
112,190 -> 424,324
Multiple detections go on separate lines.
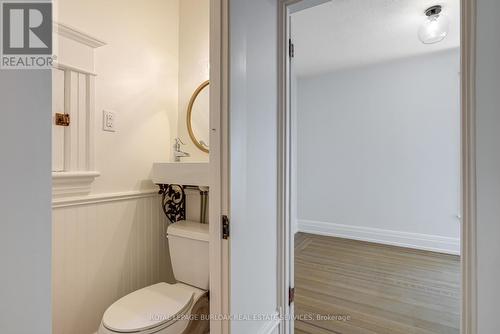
52,189 -> 159,209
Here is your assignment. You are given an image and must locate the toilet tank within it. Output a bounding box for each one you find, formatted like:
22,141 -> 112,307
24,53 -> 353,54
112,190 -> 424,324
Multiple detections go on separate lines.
167,221 -> 209,290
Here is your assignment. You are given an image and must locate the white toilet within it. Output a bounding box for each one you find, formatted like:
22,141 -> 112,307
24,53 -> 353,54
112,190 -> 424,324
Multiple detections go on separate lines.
98,220 -> 209,334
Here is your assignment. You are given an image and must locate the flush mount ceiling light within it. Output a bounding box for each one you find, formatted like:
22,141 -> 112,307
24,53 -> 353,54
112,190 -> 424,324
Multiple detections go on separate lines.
418,5 -> 450,44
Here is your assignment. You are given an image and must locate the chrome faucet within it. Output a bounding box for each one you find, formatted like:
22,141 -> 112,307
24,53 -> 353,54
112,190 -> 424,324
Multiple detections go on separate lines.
173,137 -> 190,162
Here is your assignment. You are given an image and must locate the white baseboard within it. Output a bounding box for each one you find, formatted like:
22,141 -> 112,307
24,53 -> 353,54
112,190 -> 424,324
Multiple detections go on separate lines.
298,219 -> 460,255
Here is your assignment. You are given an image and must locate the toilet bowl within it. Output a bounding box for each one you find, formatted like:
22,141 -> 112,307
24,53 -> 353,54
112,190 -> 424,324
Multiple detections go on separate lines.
98,221 -> 210,334
98,282 -> 205,334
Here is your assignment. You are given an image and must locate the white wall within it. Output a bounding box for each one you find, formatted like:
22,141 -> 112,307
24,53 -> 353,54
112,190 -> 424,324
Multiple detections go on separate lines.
177,0 -> 210,163
0,70 -> 52,334
296,49 -> 461,253
55,0 -> 179,194
230,0 -> 279,333
476,0 -> 500,332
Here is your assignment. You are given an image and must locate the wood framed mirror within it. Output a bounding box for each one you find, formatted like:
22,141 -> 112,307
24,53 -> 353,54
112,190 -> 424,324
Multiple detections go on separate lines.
187,80 -> 210,153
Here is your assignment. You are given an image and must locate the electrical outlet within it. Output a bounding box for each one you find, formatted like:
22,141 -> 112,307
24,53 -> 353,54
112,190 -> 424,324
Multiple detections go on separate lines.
103,110 -> 116,132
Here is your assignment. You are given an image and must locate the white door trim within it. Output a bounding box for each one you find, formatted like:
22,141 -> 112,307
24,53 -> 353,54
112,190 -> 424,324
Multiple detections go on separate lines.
277,1 -> 478,334
209,0 -> 230,333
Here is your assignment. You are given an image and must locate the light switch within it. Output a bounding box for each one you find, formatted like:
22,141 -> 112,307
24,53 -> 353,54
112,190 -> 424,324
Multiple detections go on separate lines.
103,110 -> 116,132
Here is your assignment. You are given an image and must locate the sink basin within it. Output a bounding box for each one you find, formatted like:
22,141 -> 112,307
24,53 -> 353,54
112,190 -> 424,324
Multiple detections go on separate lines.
152,163 -> 210,186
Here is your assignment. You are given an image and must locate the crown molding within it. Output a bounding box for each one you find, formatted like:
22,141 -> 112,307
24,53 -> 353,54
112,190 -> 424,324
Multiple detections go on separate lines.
53,22 -> 107,48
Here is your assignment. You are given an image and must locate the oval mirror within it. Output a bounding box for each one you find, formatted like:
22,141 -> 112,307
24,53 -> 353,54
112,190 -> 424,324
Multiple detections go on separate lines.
187,80 -> 210,153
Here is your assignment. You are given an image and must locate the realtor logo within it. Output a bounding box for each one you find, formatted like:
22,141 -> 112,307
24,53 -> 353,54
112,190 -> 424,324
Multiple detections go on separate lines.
1,1 -> 53,69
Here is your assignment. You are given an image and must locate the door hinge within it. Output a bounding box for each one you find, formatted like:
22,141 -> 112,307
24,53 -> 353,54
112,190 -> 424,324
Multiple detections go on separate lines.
289,39 -> 295,58
222,215 -> 230,239
289,286 -> 295,305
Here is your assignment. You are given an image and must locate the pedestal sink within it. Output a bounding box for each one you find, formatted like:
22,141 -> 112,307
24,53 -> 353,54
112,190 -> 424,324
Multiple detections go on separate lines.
152,163 -> 209,186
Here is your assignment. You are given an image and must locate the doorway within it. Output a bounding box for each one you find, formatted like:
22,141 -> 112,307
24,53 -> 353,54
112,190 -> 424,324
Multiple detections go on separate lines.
278,0 -> 475,333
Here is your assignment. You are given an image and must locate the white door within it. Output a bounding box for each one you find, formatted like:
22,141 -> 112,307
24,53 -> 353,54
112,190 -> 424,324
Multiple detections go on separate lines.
0,65 -> 52,334
282,2 -> 334,333
229,0 -> 280,333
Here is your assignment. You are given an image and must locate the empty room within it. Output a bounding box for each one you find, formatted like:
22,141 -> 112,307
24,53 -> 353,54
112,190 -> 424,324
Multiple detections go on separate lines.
288,1 -> 462,333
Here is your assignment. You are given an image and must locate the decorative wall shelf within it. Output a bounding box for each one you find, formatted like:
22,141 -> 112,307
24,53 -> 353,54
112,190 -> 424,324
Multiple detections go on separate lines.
52,171 -> 100,198
52,22 -> 106,199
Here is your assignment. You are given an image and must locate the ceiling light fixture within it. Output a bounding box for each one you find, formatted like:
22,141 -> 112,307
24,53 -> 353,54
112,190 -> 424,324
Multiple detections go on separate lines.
418,5 -> 449,44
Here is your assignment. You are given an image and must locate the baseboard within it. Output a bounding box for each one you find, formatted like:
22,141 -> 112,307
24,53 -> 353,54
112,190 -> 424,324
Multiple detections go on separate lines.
298,219 -> 460,255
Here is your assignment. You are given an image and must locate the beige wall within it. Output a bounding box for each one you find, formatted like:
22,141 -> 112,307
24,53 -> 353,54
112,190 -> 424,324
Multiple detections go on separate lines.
177,0 -> 210,162
55,0 -> 180,194
176,0 -> 211,221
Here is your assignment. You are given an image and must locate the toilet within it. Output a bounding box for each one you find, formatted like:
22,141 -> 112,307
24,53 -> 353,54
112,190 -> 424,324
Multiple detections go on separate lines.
98,220 -> 210,334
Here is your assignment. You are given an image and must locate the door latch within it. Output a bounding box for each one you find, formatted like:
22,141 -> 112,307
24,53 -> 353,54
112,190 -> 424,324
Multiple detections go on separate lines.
222,215 -> 230,239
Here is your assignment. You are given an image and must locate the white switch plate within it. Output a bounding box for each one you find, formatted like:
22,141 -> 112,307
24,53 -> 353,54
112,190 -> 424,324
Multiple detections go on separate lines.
103,110 -> 116,132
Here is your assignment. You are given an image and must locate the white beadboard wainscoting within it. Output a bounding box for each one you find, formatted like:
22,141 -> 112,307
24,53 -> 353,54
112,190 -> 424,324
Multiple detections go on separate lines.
52,190 -> 174,334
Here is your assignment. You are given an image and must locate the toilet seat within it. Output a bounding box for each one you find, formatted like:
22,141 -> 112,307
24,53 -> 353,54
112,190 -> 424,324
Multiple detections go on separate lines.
102,283 -> 195,333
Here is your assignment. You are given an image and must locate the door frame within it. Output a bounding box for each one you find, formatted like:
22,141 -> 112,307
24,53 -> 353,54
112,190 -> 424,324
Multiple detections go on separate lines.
276,0 -> 478,333
209,0 -> 230,333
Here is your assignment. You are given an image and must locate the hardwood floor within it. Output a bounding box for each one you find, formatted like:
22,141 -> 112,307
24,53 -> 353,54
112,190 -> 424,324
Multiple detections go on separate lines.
294,233 -> 460,334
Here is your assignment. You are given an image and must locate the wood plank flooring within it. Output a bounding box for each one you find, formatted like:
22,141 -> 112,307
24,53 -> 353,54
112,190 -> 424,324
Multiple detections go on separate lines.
294,233 -> 460,334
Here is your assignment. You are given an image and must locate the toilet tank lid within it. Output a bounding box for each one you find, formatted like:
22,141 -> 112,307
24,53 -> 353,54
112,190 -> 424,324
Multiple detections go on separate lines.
167,220 -> 209,242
